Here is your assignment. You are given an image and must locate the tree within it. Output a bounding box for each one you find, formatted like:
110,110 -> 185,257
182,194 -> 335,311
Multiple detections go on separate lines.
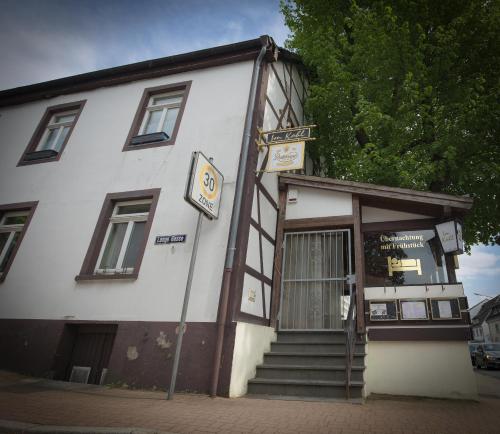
281,0 -> 500,246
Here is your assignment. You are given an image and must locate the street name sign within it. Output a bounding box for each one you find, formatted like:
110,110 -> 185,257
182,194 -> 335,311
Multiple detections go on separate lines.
155,234 -> 187,245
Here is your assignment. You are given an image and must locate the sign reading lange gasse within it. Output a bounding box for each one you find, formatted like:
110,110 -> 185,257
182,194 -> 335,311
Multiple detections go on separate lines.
185,152 -> 224,219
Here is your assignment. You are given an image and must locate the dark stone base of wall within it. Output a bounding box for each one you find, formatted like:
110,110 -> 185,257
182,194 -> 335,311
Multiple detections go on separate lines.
0,319 -> 236,395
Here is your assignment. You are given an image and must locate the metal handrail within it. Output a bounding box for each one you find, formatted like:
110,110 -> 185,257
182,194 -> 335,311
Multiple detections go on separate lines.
344,289 -> 357,400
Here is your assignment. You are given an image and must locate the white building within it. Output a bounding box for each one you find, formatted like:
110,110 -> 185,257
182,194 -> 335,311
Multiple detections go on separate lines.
0,36 -> 477,400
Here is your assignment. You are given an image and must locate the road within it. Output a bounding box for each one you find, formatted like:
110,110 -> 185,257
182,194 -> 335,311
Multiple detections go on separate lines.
474,367 -> 500,380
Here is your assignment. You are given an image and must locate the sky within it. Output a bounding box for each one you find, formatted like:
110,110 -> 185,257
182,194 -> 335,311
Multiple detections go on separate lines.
0,0 -> 498,307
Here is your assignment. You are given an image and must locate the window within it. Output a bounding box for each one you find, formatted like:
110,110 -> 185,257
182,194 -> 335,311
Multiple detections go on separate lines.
76,189 -> 160,281
123,81 -> 191,151
95,200 -> 151,275
364,228 -> 449,286
0,202 -> 38,282
18,100 -> 86,166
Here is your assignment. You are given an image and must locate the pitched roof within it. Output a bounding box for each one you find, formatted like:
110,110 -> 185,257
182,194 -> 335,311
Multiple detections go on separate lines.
0,35 -> 300,108
472,295 -> 500,324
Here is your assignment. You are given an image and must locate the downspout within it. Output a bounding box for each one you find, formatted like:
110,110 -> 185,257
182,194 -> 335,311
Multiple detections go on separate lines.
210,37 -> 271,397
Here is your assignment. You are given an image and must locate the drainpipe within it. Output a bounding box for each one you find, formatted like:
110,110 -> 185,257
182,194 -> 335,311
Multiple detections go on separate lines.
210,36 -> 272,397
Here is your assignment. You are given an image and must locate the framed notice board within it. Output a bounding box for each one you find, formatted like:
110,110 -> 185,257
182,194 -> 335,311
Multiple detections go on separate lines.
430,298 -> 461,320
400,299 -> 429,320
369,300 -> 398,321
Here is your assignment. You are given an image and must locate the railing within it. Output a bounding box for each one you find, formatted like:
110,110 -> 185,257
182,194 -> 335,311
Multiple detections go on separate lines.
344,288 -> 357,400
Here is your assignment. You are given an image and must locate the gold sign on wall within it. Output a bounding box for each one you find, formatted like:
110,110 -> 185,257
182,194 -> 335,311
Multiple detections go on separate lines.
265,141 -> 305,172
387,257 -> 422,276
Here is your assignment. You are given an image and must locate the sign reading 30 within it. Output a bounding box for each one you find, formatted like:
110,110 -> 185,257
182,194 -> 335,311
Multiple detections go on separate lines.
185,152 -> 224,219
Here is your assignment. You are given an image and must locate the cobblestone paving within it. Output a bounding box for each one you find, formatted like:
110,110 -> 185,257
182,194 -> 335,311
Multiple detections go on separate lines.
0,371 -> 499,434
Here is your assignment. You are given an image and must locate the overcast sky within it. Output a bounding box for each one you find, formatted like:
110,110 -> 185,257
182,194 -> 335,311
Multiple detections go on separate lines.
0,0 -> 498,306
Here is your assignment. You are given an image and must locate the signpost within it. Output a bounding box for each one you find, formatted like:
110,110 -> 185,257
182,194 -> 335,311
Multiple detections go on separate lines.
167,152 -> 223,400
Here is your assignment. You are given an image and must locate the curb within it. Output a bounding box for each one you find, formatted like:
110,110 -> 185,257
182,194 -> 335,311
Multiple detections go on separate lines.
0,419 -> 175,434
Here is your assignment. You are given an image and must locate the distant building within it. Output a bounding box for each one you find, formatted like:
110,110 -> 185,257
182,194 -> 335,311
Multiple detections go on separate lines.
471,295 -> 500,342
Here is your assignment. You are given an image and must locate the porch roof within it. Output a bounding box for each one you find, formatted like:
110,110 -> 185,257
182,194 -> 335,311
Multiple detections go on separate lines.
279,174 -> 473,217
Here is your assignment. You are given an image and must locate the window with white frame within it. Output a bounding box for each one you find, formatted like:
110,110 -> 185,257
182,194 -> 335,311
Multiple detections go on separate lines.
95,200 -> 152,274
138,92 -> 183,139
0,211 -> 29,277
37,110 -> 78,152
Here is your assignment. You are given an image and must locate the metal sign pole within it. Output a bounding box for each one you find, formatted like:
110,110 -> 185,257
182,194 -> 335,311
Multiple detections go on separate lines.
167,210 -> 204,400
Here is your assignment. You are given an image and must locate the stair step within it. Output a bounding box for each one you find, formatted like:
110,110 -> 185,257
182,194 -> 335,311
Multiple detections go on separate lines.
247,378 -> 364,399
263,352 -> 365,367
271,342 -> 365,353
277,330 -> 347,343
256,364 -> 365,382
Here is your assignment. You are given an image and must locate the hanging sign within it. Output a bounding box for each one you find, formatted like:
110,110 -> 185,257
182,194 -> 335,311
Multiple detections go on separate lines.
267,126 -> 312,144
435,220 -> 464,254
184,152 -> 224,220
266,141 -> 305,173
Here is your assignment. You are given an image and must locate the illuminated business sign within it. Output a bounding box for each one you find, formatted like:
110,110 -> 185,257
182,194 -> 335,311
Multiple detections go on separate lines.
435,220 -> 464,254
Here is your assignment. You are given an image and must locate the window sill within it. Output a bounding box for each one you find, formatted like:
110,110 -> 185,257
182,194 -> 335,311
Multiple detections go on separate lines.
123,139 -> 173,151
75,273 -> 138,282
18,156 -> 59,166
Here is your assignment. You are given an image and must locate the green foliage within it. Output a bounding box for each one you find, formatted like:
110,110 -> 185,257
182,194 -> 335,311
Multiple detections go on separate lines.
281,0 -> 500,246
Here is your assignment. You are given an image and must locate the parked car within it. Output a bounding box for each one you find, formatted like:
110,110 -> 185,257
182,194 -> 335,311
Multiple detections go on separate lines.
475,343 -> 500,369
468,343 -> 481,366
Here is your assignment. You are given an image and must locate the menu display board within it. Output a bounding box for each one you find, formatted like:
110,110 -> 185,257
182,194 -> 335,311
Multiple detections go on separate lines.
369,300 -> 398,321
400,300 -> 428,320
430,299 -> 461,320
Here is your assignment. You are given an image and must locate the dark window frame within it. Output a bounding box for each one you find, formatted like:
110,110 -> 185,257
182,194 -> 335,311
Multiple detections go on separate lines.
76,188 -> 160,281
18,100 -> 86,166
0,201 -> 38,283
123,81 -> 192,152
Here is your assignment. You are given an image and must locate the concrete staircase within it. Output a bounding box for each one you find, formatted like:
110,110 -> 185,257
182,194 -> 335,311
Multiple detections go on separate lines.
246,330 -> 365,400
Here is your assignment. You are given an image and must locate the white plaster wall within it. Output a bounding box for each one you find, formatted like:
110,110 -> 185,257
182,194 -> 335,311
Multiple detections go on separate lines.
285,187 -> 352,220
229,321 -> 276,397
240,273 -> 265,317
364,284 -> 465,300
364,341 -> 478,399
245,226 -> 261,273
0,60 -> 255,322
362,206 -> 431,223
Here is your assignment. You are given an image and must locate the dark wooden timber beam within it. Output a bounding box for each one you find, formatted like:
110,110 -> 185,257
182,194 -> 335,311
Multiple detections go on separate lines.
352,195 -> 366,334
284,215 -> 354,231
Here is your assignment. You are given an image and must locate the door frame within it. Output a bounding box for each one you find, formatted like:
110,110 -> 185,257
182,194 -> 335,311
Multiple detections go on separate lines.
278,228 -> 353,331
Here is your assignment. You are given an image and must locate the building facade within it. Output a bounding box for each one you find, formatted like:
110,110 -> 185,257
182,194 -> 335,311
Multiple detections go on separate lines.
0,36 -> 477,400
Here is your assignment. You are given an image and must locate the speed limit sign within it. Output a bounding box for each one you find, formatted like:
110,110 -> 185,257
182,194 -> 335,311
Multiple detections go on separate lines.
184,152 -> 224,219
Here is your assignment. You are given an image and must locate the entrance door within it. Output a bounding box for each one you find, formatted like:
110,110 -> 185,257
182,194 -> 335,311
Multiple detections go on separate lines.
279,230 -> 352,330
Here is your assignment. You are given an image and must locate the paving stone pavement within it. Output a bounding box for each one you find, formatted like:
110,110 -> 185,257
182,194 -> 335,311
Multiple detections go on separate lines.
0,371 -> 499,434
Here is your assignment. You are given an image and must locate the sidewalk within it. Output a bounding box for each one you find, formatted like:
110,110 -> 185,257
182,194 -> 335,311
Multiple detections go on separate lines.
0,371 -> 499,434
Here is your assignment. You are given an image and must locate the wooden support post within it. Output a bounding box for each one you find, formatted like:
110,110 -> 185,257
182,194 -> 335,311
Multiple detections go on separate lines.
352,195 -> 365,334
270,187 -> 287,328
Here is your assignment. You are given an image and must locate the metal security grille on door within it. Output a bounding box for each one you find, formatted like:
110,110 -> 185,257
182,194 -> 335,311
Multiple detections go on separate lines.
279,230 -> 352,330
